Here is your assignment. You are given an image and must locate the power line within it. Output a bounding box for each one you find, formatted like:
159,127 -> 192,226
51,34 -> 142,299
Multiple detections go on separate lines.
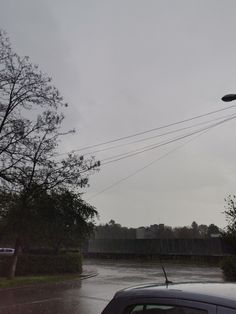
86,114 -> 236,200
82,112 -> 236,156
101,115 -> 236,163
100,115 -> 236,165
86,128 -> 213,201
57,103 -> 236,156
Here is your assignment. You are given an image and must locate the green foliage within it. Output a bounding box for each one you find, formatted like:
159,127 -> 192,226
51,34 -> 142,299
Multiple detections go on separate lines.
224,195 -> 236,236
207,224 -> 220,237
0,188 -> 97,252
32,189 -> 98,252
0,253 -> 82,277
222,195 -> 236,280
0,30 -> 99,278
221,233 -> 236,255
222,195 -> 236,254
221,256 -> 236,281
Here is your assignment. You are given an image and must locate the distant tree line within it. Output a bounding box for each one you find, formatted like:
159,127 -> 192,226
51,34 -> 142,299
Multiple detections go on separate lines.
94,220 -> 221,239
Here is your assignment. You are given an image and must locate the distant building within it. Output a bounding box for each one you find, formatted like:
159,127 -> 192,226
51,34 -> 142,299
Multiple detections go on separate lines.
136,227 -> 146,239
136,224 -> 165,239
158,224 -> 165,232
210,233 -> 221,238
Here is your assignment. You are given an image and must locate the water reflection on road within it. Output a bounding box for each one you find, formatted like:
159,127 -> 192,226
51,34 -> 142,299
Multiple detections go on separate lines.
0,259 -> 223,314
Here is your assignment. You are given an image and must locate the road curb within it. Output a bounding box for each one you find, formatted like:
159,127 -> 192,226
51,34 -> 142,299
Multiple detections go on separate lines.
0,271 -> 98,292
81,271 -> 98,280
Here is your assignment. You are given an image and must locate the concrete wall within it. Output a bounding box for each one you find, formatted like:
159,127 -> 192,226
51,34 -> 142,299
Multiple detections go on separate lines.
88,238 -> 231,257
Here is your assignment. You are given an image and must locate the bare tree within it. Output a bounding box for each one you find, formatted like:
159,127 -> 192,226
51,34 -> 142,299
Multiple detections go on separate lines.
0,29 -> 65,180
0,30 -> 99,278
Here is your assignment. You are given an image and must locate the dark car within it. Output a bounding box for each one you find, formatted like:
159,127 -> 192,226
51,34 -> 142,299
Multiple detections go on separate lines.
102,282 -> 236,314
0,248 -> 14,255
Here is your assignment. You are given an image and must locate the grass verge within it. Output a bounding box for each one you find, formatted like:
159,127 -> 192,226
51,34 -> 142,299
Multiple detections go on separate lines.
0,274 -> 81,289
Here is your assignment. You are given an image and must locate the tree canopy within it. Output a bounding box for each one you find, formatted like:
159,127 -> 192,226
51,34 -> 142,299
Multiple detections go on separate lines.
0,30 -> 99,278
0,30 -> 99,195
0,188 -> 98,253
224,195 -> 236,236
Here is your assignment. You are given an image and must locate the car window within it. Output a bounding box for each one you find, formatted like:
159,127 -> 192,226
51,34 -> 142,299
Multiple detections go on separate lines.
217,307 -> 236,313
125,304 -> 208,314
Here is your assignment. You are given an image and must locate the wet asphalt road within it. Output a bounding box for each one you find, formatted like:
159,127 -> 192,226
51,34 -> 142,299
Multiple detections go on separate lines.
0,259 -> 224,314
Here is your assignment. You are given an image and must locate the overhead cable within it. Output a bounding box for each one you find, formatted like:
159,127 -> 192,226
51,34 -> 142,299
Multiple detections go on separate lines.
56,104 -> 236,157
100,115 -> 236,165
86,128 -> 214,201
82,112 -> 236,156
68,103 -> 236,154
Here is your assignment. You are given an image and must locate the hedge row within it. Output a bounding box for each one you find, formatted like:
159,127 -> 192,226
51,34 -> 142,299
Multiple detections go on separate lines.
221,256 -> 236,281
0,253 -> 82,277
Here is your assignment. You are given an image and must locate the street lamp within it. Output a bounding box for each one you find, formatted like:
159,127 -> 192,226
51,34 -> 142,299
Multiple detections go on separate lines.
221,94 -> 236,102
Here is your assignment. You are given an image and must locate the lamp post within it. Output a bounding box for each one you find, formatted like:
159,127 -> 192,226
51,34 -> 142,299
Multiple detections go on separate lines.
221,94 -> 236,102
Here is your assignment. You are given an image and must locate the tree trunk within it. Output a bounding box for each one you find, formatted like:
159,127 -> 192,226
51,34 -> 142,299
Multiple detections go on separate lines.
8,237 -> 21,279
54,241 -> 61,255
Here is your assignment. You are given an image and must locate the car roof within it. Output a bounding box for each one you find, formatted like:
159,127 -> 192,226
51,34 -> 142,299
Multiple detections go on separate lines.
114,282 -> 236,308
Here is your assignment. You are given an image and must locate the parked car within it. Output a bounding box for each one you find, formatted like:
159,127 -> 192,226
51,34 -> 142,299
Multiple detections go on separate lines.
0,248 -> 14,255
102,282 -> 236,313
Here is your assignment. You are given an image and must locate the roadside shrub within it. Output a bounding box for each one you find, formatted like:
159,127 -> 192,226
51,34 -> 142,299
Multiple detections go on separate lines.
0,253 -> 82,277
221,256 -> 236,281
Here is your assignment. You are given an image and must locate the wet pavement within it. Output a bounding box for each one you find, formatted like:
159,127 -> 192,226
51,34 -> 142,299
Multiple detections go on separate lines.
0,259 -> 224,314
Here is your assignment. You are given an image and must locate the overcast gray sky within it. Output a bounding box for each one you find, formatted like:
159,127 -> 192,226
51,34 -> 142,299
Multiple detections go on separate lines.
2,0 -> 236,228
